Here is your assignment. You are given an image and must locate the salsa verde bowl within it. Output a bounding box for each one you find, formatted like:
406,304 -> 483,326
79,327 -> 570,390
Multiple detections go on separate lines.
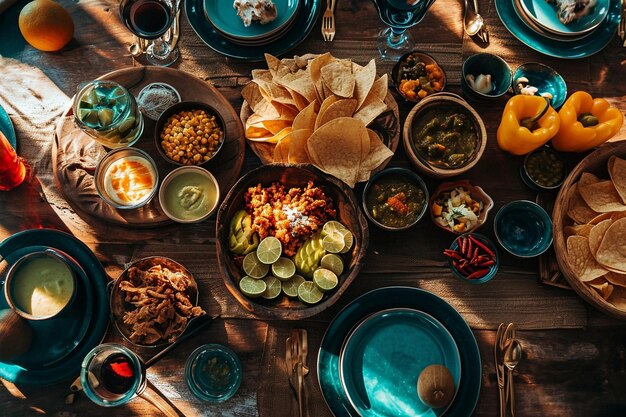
216,164 -> 369,320
402,93 -> 487,179
158,166 -> 220,223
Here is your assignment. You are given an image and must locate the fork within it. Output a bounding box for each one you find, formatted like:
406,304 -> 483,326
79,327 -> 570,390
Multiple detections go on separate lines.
322,0 -> 336,42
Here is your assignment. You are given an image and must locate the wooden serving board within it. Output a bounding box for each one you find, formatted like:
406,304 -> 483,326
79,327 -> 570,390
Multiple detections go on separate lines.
552,141 -> 626,320
52,67 -> 245,228
239,91 -> 401,173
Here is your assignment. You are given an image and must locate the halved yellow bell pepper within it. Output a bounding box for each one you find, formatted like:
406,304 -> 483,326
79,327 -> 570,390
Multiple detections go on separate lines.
551,91 -> 624,152
497,95 -> 560,156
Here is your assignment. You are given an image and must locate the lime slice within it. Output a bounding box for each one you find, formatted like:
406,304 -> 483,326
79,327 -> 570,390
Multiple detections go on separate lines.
323,220 -> 349,237
80,88 -> 99,107
320,254 -> 344,276
313,268 -> 339,292
340,229 -> 354,254
256,236 -> 282,264
262,276 -> 282,300
272,257 -> 296,281
282,274 -> 305,298
243,252 -> 269,279
322,232 -> 345,254
117,116 -> 136,135
98,108 -> 114,127
297,281 -> 324,304
239,276 -> 266,298
78,108 -> 99,126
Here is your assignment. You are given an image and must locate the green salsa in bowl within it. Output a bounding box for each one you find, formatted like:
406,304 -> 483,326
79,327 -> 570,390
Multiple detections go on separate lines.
521,147 -> 566,190
159,166 -> 220,223
363,167 -> 429,231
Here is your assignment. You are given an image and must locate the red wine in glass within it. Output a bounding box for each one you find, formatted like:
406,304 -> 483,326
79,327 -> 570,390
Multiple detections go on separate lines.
120,0 -> 172,40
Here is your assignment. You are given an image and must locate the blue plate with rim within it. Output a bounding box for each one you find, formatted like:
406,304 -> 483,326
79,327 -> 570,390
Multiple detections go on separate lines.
0,103 -> 16,149
495,0 -> 620,59
339,308 -> 461,417
185,0 -> 320,61
318,287 -> 481,417
204,0 -> 299,40
0,229 -> 109,386
519,0 -> 609,36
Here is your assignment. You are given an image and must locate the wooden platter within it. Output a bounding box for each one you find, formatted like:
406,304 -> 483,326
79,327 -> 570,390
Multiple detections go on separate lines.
239,91 -> 401,171
52,67 -> 245,228
552,141 -> 626,320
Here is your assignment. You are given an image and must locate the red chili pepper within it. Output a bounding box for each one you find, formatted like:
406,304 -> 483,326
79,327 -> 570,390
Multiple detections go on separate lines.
469,235 -> 496,258
473,247 -> 479,260
478,260 -> 495,267
444,250 -> 464,261
466,268 -> 490,280
460,237 -> 467,255
466,238 -> 473,258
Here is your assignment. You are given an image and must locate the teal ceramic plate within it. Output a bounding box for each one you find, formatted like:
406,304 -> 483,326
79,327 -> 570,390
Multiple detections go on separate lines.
0,229 -> 109,386
495,0 -> 620,58
512,0 -> 595,42
519,0 -> 609,36
204,0 -> 299,40
185,0 -> 320,61
2,246 -> 93,369
339,308 -> 461,417
318,287 -> 481,417
0,103 -> 16,149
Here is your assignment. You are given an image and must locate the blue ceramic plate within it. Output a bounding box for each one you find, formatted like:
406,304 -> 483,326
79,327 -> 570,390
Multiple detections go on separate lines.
318,287 -> 481,417
185,0 -> 320,61
512,63 -> 567,109
519,0 -> 609,36
512,0 -> 596,42
339,308 -> 461,417
0,229 -> 109,386
2,246 -> 94,369
495,0 -> 620,58
204,0 -> 299,40
0,103 -> 16,149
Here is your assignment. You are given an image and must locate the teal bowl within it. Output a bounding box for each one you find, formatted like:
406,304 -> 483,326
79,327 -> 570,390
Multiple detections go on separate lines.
185,344 -> 242,403
448,233 -> 499,284
494,200 -> 553,258
512,63 -> 567,109
461,53 -> 512,101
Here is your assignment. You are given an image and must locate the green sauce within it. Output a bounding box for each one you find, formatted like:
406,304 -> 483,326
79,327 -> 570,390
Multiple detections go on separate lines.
11,255 -> 74,317
365,176 -> 426,228
412,106 -> 478,169
163,172 -> 217,220
525,149 -> 565,187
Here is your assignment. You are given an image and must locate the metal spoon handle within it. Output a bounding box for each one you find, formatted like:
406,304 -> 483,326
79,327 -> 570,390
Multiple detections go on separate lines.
508,368 -> 515,417
499,384 -> 506,417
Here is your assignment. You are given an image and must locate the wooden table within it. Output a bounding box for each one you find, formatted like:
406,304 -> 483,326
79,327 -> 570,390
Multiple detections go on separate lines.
1,0 -> 626,416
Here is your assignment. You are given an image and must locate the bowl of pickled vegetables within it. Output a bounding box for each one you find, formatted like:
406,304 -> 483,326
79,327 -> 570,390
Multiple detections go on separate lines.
429,180 -> 493,234
391,51 -> 446,103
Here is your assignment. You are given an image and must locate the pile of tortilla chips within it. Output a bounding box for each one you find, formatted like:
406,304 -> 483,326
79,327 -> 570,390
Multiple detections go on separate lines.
564,155 -> 626,311
241,53 -> 394,187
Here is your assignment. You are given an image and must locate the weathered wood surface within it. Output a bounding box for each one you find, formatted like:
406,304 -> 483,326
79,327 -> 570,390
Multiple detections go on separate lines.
0,0 -> 625,416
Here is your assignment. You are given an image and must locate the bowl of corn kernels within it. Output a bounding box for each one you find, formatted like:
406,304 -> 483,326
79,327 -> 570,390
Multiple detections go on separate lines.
155,101 -> 226,167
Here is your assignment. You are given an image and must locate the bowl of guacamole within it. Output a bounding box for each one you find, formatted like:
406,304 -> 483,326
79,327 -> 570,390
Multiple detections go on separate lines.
159,166 -> 220,223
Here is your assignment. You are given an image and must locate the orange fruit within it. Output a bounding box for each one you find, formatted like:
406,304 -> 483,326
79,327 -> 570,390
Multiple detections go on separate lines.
19,0 -> 74,52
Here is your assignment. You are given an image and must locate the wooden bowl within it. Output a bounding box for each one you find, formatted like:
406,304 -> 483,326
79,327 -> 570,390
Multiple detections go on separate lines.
402,93 -> 487,179
429,180 -> 494,234
553,141 -> 626,320
216,164 -> 369,320
391,51 -> 446,103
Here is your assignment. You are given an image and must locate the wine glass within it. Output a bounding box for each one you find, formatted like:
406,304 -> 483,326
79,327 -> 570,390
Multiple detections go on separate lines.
372,0 -> 437,60
119,0 -> 179,67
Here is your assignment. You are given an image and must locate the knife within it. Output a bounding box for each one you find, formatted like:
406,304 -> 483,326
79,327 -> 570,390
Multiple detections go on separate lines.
494,323 -> 506,417
505,323 -> 517,417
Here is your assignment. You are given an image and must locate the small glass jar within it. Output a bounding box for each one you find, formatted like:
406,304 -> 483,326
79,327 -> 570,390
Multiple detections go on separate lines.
73,80 -> 144,149
185,344 -> 242,403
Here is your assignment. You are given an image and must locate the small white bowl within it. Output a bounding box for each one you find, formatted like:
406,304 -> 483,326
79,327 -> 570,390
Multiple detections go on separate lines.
159,166 -> 220,223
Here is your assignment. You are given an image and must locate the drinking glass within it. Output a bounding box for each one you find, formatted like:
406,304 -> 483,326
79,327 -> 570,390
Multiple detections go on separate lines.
119,0 -> 179,66
0,131 -> 30,191
81,343 -> 185,417
372,0 -> 437,60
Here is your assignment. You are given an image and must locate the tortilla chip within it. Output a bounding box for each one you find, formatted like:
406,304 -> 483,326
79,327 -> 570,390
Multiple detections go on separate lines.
608,156 -> 626,204
265,54 -> 317,104
354,59 -> 377,110
589,219 -> 612,258
607,287 -> 626,310
306,117 -> 369,188
241,82 -> 266,113
353,95 -> 387,127
567,235 -> 607,282
286,129 -> 313,164
357,129 -> 394,183
579,180 -> 626,212
309,53 -> 334,101
589,212 -> 613,225
315,96 -> 341,130
320,60 -> 355,98
588,278 -> 614,300
564,224 -> 594,239
273,135 -> 292,163
610,211 -> 626,221
605,272 -> 626,289
245,125 -> 271,139
315,99 -> 358,129
579,172 -> 600,187
262,120 -> 292,135
369,73 -> 388,102
566,185 -> 598,224
292,100 -> 318,131
248,127 -> 293,144
595,218 -> 626,272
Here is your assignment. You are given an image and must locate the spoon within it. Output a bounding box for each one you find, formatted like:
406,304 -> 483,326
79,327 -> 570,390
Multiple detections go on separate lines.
503,339 -> 523,417
463,0 -> 484,37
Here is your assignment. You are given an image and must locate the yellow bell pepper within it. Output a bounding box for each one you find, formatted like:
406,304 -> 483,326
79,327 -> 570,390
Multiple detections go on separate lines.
551,91 -> 624,152
497,95 -> 560,156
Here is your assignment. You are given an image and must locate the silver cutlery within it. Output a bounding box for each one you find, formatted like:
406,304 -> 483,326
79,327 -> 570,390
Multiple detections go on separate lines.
494,323 -> 507,417
473,0 -> 489,43
286,330 -> 310,417
322,0 -> 336,42
504,339 -> 523,417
